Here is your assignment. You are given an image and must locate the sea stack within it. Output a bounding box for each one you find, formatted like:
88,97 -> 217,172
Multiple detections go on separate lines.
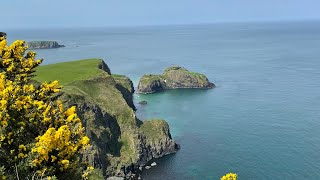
27,41 -> 65,49
137,66 -> 215,94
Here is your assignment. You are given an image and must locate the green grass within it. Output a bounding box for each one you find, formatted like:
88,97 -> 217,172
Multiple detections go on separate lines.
164,66 -> 186,72
140,74 -> 163,84
164,66 -> 204,76
187,71 -> 207,81
140,119 -> 169,143
111,74 -> 126,78
33,58 -> 105,85
62,76 -> 137,126
163,66 -> 208,82
164,66 -> 206,79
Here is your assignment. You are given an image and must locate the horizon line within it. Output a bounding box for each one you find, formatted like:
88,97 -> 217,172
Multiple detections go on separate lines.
3,18 -> 320,31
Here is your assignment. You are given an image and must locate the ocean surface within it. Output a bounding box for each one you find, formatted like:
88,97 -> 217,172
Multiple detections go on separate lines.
5,21 -> 320,179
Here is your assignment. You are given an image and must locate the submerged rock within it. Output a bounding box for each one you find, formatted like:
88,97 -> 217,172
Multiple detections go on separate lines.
137,66 -> 215,94
138,101 -> 148,105
145,166 -> 151,170
27,41 -> 65,49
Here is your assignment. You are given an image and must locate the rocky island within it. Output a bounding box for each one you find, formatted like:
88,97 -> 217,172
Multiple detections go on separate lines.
27,41 -> 65,49
34,59 -> 179,179
137,66 -> 215,94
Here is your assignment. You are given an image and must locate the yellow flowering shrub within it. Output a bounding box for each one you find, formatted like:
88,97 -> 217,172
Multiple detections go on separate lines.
221,173 -> 237,180
0,33 -> 91,179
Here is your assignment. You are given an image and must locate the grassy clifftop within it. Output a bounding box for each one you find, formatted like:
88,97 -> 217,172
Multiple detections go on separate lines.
34,58 -> 109,85
35,58 -> 135,125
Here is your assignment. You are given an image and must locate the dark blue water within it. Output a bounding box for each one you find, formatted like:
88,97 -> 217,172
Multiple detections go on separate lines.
6,21 -> 320,179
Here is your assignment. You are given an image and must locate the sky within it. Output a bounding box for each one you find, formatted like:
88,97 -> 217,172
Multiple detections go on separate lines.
2,0 -> 320,28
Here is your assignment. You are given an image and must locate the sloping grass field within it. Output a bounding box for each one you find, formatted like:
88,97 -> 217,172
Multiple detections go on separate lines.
34,58 -> 105,85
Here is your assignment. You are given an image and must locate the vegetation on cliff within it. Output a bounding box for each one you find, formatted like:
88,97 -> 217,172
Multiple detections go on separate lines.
140,120 -> 172,144
138,66 -> 215,94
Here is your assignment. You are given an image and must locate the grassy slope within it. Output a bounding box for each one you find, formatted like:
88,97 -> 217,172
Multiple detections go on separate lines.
34,58 -> 104,85
139,74 -> 163,84
63,77 -> 136,126
163,66 -> 208,81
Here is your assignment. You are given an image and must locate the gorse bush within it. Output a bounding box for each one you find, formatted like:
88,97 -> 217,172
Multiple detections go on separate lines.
0,33 -> 92,179
221,173 -> 237,180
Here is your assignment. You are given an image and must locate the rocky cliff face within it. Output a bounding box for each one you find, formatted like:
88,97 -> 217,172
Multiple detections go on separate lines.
112,75 -> 136,110
140,120 -> 179,161
138,66 -> 215,94
137,75 -> 166,94
57,61 -> 178,179
27,41 -> 65,49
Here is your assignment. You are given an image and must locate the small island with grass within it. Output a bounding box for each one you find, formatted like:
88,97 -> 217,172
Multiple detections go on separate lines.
137,66 -> 215,94
27,41 -> 65,49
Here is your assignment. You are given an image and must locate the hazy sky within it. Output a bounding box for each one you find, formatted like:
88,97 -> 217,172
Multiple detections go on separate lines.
3,0 -> 320,28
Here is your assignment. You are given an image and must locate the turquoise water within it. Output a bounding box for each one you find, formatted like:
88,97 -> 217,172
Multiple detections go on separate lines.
6,21 -> 320,179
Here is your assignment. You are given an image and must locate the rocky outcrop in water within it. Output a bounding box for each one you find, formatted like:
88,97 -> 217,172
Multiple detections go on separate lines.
27,41 -> 65,49
138,66 -> 215,94
138,101 -> 147,105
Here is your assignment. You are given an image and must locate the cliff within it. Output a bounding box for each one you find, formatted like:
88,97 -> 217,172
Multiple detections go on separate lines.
27,41 -> 65,49
34,59 -> 179,179
137,66 -> 215,94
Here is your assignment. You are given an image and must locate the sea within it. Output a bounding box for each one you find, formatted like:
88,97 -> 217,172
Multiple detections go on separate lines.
5,21 -> 320,180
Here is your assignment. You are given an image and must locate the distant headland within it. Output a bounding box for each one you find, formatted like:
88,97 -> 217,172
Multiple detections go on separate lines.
27,41 -> 65,49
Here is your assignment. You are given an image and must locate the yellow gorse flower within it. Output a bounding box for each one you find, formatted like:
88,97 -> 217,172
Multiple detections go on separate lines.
82,165 -> 95,180
18,144 -> 26,151
221,173 -> 237,180
0,34 -> 91,177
